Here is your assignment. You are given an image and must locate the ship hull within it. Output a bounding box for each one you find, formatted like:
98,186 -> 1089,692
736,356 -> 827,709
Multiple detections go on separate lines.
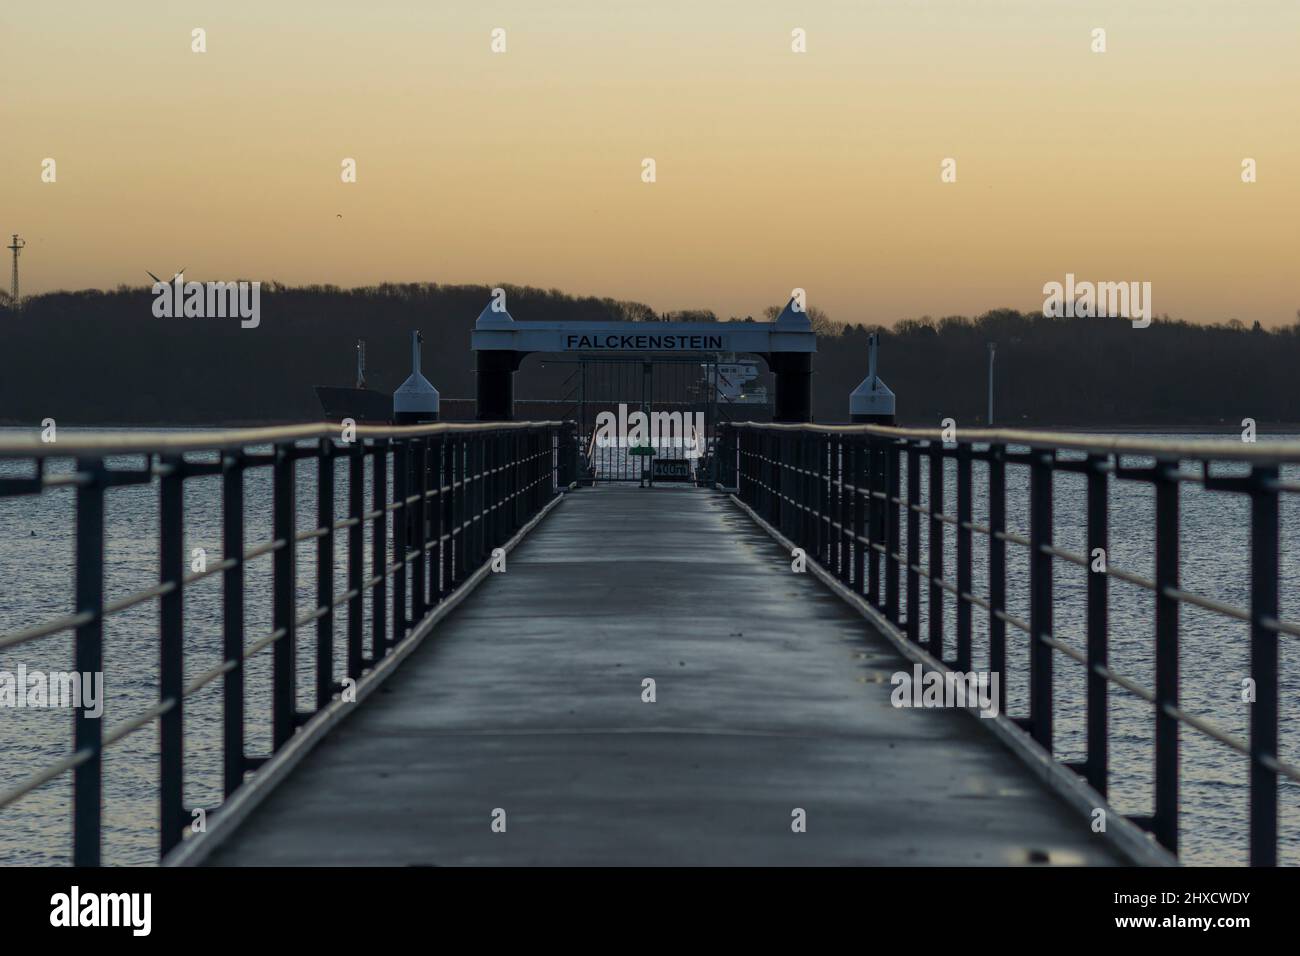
314,386 -> 392,424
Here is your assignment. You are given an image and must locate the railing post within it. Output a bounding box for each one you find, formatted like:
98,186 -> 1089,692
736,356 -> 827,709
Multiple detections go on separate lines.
551,426 -> 560,491
988,443 -> 1006,716
819,434 -> 829,566
484,433 -> 493,542
714,424 -> 724,490
411,437 -> 427,623
906,443 -> 920,644
72,457 -> 105,867
392,438 -> 409,644
476,437 -> 488,564
347,443 -> 364,681
802,432 -> 813,557
527,428 -> 536,517
784,432 -> 793,541
548,426 -> 555,502
927,441 -> 944,661
732,426 -> 742,500
1249,464 -> 1279,867
852,438 -> 866,595
500,431 -> 510,536
828,436 -> 839,576
748,429 -> 758,514
158,454 -> 185,857
564,422 -> 579,488
467,438 -> 479,565
510,431 -> 521,532
809,431 -> 818,555
1152,459 -> 1179,853
371,440 -> 388,659
778,432 -> 789,536
762,429 -> 770,514
444,437 -> 457,590
551,424 -> 563,490
1083,452 -> 1109,796
776,432 -> 786,536
495,431 -> 506,543
758,430 -> 769,517
752,431 -> 762,518
955,442 -> 972,672
520,428 -> 528,515
774,431 -> 785,538
832,437 -> 844,579
733,424 -> 743,494
453,439 -> 466,583
272,443 -> 297,748
222,451 -> 246,798
772,431 -> 781,532
867,437 -> 883,607
724,424 -> 738,490
467,436 -> 478,566
808,432 -> 818,555
523,430 -> 534,515
540,428 -> 549,507
316,438 -> 335,711
822,435 -> 832,569
790,431 -> 799,542
1028,449 -> 1054,751
885,439 -> 901,624
756,429 -> 765,511
431,437 -> 445,602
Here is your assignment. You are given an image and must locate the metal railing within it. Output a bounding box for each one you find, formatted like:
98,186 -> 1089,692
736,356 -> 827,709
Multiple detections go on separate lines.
718,422 -> 1300,866
582,427 -> 708,485
0,420 -> 579,865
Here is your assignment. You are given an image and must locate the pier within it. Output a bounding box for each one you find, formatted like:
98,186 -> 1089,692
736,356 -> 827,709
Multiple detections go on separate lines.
196,484 -> 1126,866
4,416 -> 1298,867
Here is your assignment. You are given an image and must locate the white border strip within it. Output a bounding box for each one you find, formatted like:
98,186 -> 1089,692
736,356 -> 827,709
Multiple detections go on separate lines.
164,490 -> 570,867
727,492 -> 1177,868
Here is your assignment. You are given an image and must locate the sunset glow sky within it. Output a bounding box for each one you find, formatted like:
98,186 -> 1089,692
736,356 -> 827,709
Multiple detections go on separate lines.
3,1 -> 1297,325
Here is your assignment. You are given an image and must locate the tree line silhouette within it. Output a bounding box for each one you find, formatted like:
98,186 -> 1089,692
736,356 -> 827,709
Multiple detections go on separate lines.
1,282 -> 1296,428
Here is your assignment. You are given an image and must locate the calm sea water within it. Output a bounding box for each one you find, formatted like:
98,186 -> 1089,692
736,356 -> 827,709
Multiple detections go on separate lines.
0,429 -> 1297,865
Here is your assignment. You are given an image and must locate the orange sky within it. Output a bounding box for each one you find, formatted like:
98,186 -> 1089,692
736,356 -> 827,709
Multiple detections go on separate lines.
2,1 -> 1297,325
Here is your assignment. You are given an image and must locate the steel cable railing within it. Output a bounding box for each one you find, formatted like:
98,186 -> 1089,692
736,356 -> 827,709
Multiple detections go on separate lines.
0,420 -> 579,864
719,421 -> 1300,866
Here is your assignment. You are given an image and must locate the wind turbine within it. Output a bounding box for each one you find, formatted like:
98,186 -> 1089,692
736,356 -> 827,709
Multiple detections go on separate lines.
146,267 -> 186,284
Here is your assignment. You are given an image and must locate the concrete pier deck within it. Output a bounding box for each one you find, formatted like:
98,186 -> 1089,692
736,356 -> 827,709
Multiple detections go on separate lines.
203,485 -> 1122,866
